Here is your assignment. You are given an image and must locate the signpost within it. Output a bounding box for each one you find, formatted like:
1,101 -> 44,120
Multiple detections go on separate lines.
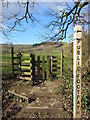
73,25 -> 82,118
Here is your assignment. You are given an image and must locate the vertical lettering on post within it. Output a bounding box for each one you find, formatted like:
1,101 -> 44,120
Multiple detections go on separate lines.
73,25 -> 82,118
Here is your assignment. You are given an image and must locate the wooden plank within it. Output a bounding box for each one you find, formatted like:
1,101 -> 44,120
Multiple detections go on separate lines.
21,66 -> 31,69
42,56 -> 45,80
8,90 -> 29,103
21,64 -> 30,66
22,72 -> 32,75
19,76 -> 32,81
22,60 -> 30,63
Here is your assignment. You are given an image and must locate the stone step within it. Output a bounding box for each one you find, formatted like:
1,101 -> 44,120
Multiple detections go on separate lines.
16,106 -> 67,118
25,106 -> 63,114
8,85 -> 58,98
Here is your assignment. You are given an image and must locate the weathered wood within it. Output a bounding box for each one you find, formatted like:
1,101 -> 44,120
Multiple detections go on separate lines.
19,76 -> 32,81
73,25 -> 82,118
18,53 -> 22,78
61,50 -> 63,77
30,53 -> 35,80
42,56 -> 45,80
47,56 -> 50,80
22,60 -> 30,63
11,46 -> 14,77
22,72 -> 32,75
21,64 -> 30,66
50,56 -> 52,74
37,56 -> 40,80
21,66 -> 31,69
33,54 -> 35,80
8,90 -> 29,103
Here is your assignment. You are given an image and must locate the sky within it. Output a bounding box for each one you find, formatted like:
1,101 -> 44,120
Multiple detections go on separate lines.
0,2 -> 88,44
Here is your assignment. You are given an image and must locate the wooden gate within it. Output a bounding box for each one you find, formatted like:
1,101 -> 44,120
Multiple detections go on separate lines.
11,47 -> 63,82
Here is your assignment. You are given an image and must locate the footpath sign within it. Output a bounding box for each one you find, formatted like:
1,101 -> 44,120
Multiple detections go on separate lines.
73,25 -> 82,118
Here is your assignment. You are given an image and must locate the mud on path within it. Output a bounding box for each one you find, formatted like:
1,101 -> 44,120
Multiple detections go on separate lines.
2,79 -> 68,119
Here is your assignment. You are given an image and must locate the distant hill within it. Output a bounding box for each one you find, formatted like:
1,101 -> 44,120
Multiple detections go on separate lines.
1,44 -> 32,54
1,42 -> 67,54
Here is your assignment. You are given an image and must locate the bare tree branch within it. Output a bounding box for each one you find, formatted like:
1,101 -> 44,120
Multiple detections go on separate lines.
1,1 -> 39,38
44,1 -> 89,42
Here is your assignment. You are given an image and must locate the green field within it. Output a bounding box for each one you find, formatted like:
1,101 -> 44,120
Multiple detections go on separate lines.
1,46 -> 73,78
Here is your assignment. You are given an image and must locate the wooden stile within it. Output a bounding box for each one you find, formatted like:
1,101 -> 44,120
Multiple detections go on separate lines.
11,47 -> 64,81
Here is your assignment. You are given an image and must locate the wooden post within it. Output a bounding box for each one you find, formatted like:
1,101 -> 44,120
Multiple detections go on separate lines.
37,56 -> 40,80
73,25 -> 82,118
61,50 -> 63,77
18,53 -> 21,78
42,56 -> 45,80
31,54 -> 35,81
11,46 -> 14,77
50,56 -> 53,74
30,53 -> 33,81
47,56 -> 50,80
29,54 -> 32,81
